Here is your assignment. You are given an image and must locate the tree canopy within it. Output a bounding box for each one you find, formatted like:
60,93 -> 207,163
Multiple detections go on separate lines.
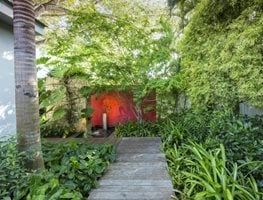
38,0 -> 263,118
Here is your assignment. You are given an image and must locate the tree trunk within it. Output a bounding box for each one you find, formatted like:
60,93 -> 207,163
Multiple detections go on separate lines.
64,78 -> 78,131
13,0 -> 44,170
85,97 -> 92,134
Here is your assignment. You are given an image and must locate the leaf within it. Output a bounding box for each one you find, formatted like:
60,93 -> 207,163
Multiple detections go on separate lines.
37,57 -> 50,65
52,108 -> 67,121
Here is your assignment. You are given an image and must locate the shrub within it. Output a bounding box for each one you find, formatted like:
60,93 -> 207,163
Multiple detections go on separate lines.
167,142 -> 262,199
0,139 -> 115,200
40,123 -> 71,138
114,110 -> 263,195
0,138 -> 28,199
161,111 -> 263,195
21,171 -> 83,200
115,120 -> 160,137
42,141 -> 115,196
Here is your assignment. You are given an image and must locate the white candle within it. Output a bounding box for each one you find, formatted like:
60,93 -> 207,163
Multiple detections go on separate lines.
103,113 -> 107,130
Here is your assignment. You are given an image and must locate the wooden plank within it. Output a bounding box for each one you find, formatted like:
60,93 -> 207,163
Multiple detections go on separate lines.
121,137 -> 161,142
88,191 -> 174,200
98,180 -> 173,187
93,185 -> 173,192
117,153 -> 166,162
110,162 -> 167,168
117,137 -> 161,147
88,137 -> 174,200
102,169 -> 170,180
117,145 -> 162,154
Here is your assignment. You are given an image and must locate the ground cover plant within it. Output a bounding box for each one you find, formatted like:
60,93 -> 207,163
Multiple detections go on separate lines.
0,139 -> 115,200
116,111 -> 263,199
115,120 -> 160,137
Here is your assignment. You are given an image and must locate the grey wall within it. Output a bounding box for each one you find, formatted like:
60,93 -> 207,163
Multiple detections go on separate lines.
176,93 -> 263,117
0,20 -> 16,139
240,102 -> 263,117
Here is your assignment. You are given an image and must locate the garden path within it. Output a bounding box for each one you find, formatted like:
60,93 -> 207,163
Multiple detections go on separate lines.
88,137 -> 174,200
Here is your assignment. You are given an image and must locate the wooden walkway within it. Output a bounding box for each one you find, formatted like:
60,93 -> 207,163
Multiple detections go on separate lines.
88,137 -> 174,200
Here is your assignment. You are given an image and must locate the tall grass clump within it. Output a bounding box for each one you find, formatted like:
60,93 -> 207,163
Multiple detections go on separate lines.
166,142 -> 262,199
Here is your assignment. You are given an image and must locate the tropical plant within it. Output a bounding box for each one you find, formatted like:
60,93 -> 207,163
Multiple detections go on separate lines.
13,0 -> 44,170
115,120 -> 160,137
23,171 -> 83,200
115,110 -> 263,195
40,123 -> 71,138
167,142 -> 262,200
0,139 -> 115,200
0,139 -> 28,199
41,141 -> 116,196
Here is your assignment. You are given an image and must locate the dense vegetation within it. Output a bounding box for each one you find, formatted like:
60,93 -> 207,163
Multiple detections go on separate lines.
0,140 -> 115,199
37,0 -> 263,134
177,0 -> 263,110
3,0 -> 262,199
116,111 -> 263,199
37,1 -> 174,137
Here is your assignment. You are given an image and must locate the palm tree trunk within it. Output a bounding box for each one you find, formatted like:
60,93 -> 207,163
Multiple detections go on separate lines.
13,0 -> 44,170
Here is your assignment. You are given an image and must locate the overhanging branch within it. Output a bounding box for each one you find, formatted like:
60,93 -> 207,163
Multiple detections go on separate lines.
35,0 -> 68,17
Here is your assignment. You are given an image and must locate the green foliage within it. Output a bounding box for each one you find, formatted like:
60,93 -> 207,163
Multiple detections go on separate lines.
178,0 -> 263,110
0,140 -> 115,200
41,142 -> 115,196
39,77 -> 87,137
80,107 -> 93,120
162,111 -> 263,164
23,171 -> 83,200
115,120 -> 160,137
38,64 -> 94,137
40,123 -> 71,138
38,1 -> 175,129
167,142 -> 262,199
160,111 -> 263,198
0,139 -> 28,199
43,2 -> 173,87
115,111 -> 263,198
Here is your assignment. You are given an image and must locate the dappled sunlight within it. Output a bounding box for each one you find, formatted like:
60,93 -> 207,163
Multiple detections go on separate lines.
0,104 -> 11,120
1,51 -> 13,61
0,102 -> 16,137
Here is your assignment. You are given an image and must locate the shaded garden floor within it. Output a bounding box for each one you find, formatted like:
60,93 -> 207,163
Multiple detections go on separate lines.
43,133 -> 121,145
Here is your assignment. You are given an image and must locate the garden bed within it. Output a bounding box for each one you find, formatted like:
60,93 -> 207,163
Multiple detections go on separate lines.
0,140 -> 116,199
42,132 -> 121,145
116,111 -> 263,199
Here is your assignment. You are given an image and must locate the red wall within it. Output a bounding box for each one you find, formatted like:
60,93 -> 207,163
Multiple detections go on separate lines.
91,91 -> 156,127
